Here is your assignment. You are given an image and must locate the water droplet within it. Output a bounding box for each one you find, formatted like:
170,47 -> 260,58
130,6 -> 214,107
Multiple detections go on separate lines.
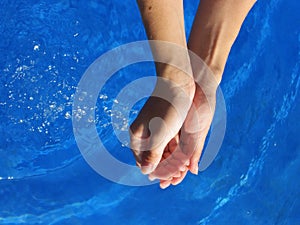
99,94 -> 108,100
65,112 -> 71,119
78,91 -> 87,101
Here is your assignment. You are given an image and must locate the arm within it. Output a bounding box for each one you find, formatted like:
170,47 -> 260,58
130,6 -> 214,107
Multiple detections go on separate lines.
188,0 -> 257,82
136,0 -> 195,89
130,0 -> 195,174
150,0 -> 257,188
185,0 -> 257,174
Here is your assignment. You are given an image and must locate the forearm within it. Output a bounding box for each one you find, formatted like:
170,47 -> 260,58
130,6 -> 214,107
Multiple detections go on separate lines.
137,0 -> 193,86
188,0 -> 257,83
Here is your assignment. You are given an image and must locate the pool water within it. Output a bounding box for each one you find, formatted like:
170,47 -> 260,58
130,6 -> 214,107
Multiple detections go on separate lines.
0,0 -> 299,224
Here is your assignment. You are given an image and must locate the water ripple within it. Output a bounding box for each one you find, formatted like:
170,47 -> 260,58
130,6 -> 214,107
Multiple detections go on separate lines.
0,187 -> 133,224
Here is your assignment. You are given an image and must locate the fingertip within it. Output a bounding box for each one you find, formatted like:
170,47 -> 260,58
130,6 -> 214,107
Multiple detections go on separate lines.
179,165 -> 187,172
141,166 -> 154,175
160,181 -> 171,189
189,162 -> 199,175
141,166 -> 152,175
171,180 -> 180,186
185,160 -> 190,167
171,170 -> 188,185
148,174 -> 156,181
172,171 -> 181,178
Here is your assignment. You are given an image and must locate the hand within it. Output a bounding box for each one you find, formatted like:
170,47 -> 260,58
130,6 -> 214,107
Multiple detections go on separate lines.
149,85 -> 216,189
129,76 -> 195,174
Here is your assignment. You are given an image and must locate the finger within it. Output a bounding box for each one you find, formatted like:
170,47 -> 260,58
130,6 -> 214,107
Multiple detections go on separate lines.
182,127 -> 210,174
142,103 -> 188,163
129,125 -> 149,168
130,118 -> 179,175
168,134 -> 179,151
188,142 -> 205,175
179,119 -> 207,174
170,149 -> 190,164
149,141 -> 190,180
162,149 -> 171,160
161,145 -> 170,161
182,135 -> 206,175
130,135 -> 166,175
160,180 -> 172,189
149,135 -> 184,179
172,171 -> 181,178
148,160 -> 186,180
171,169 -> 188,186
180,89 -> 214,174
139,148 -> 165,174
148,158 -> 178,180
150,148 -> 187,180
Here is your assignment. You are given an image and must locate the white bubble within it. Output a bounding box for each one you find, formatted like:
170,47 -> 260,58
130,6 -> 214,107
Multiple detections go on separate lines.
33,45 -> 39,51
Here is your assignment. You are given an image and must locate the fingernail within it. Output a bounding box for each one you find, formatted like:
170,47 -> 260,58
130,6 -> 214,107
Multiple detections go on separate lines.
185,160 -> 190,167
148,174 -> 155,181
160,183 -> 170,189
179,165 -> 186,172
141,163 -> 155,174
191,165 -> 199,175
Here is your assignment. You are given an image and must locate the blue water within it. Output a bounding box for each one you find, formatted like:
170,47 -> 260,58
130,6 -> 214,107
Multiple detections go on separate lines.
0,0 -> 299,224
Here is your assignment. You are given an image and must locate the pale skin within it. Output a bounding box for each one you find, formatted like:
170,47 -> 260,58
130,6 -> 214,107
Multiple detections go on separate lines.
130,0 -> 257,189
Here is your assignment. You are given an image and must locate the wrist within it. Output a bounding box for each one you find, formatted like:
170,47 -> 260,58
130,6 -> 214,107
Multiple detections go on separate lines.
155,65 -> 196,99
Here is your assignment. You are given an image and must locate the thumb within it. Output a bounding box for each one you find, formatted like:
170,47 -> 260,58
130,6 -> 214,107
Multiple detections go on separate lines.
139,117 -> 172,174
129,116 -> 173,175
140,148 -> 165,174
